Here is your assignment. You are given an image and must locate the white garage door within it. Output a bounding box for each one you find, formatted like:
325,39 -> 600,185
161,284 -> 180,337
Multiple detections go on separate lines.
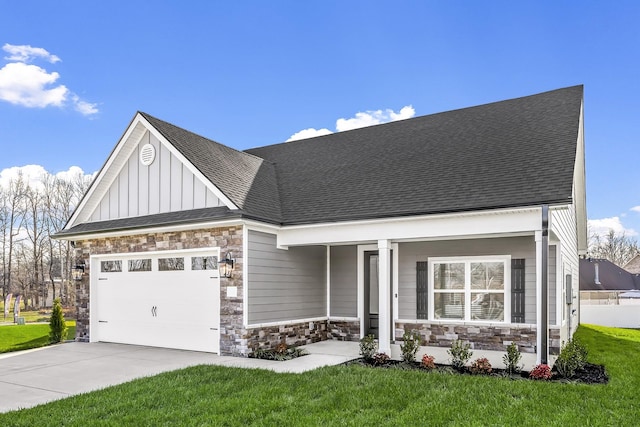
90,249 -> 221,353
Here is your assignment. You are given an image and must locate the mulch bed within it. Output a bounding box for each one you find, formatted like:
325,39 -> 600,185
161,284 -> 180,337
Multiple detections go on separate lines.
343,358 -> 609,384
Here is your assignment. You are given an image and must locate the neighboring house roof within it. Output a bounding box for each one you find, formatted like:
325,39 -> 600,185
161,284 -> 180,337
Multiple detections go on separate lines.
579,258 -> 640,291
623,254 -> 640,275
56,85 -> 585,237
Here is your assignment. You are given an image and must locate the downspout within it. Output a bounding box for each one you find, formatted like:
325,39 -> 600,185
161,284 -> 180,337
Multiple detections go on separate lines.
541,205 -> 549,364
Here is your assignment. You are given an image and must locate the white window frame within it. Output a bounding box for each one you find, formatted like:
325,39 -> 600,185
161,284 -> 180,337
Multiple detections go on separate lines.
428,255 -> 511,323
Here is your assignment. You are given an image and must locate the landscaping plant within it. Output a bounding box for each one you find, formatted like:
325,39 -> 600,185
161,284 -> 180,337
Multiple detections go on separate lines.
502,342 -> 523,375
420,354 -> 436,370
49,298 -> 68,343
400,330 -> 421,362
359,334 -> 378,361
529,363 -> 552,380
448,339 -> 473,371
554,338 -> 589,378
469,357 -> 492,375
372,352 -> 390,366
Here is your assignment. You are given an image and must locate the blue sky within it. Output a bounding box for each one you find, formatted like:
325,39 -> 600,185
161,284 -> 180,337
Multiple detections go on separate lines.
0,1 -> 638,238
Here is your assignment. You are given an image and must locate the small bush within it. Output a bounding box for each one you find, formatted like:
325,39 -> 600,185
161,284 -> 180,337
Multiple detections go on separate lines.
359,334 -> 378,361
469,357 -> 493,375
555,338 -> 589,378
503,342 -> 523,375
421,354 -> 436,370
251,346 -> 308,361
400,330 -> 421,362
372,352 -> 390,366
49,298 -> 68,343
529,364 -> 552,380
448,340 -> 473,371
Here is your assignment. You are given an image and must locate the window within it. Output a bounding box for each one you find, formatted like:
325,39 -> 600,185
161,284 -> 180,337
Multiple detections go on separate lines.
101,260 -> 122,273
158,257 -> 184,271
430,256 -> 510,322
128,258 -> 151,272
191,256 -> 218,270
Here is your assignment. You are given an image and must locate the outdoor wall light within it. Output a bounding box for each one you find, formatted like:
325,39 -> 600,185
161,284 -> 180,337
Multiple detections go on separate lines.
72,261 -> 85,281
220,252 -> 235,278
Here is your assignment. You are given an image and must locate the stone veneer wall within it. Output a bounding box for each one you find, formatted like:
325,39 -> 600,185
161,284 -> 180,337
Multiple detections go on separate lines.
395,322 -> 562,356
245,320 -> 328,352
74,226 -> 243,355
327,320 -> 361,342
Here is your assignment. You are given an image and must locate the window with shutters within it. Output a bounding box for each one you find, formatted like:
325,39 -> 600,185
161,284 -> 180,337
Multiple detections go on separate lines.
429,256 -> 511,322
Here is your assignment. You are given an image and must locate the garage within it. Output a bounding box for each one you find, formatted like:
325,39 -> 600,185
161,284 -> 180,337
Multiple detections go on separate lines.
90,248 -> 221,353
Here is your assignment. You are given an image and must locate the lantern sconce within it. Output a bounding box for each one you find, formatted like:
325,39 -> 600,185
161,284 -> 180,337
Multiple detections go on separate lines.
72,260 -> 86,281
220,252 -> 235,278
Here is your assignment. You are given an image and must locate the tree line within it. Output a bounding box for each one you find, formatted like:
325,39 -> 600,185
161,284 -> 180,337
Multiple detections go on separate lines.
1,170 -> 91,309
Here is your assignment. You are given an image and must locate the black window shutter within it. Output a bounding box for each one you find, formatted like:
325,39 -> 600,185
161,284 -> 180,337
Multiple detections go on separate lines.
511,259 -> 526,323
417,262 -> 429,319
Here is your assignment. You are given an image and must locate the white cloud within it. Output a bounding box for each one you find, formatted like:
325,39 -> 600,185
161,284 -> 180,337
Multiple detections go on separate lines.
0,62 -> 68,107
287,105 -> 416,141
588,216 -> 638,238
336,105 -> 415,132
631,206 -> 640,213
0,164 -> 94,191
0,43 -> 98,116
286,127 -> 333,142
3,43 -> 60,63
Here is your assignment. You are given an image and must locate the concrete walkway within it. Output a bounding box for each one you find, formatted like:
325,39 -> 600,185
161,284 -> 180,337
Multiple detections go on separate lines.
0,340 -> 359,413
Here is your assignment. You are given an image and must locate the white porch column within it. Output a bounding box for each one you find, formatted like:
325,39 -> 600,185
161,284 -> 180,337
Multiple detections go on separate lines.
378,239 -> 392,354
535,228 -> 549,365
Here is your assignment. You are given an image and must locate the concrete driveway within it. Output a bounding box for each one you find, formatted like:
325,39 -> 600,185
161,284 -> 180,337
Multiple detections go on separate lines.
0,340 -> 359,413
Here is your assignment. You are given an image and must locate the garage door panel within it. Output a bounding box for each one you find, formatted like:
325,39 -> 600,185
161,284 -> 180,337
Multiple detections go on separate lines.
92,250 -> 221,353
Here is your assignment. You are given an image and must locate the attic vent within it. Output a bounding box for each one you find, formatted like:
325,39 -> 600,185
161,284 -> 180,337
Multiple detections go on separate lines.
140,144 -> 156,166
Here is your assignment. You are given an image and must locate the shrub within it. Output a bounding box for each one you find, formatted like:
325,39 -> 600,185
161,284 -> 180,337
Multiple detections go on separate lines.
529,364 -> 552,380
400,330 -> 421,362
251,346 -> 308,361
49,298 -> 68,343
448,340 -> 473,371
359,334 -> 378,361
503,342 -> 523,375
372,352 -> 390,366
555,338 -> 589,378
469,357 -> 492,375
421,354 -> 436,370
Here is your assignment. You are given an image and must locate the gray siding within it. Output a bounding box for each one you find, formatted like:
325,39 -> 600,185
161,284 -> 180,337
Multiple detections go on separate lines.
330,245 -> 357,317
248,230 -> 326,324
398,237 -> 537,323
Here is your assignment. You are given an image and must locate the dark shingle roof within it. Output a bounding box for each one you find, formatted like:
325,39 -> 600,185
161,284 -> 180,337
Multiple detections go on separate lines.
140,112 -> 282,223
246,85 -> 583,225
55,206 -> 242,237
579,258 -> 640,291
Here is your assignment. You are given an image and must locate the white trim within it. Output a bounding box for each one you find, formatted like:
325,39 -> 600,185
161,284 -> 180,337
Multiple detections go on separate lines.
378,239 -> 392,354
242,224 -> 249,327
428,255 -> 511,323
326,245 -> 331,317
245,317 -> 328,329
555,242 -> 563,327
396,318 -> 537,328
328,316 -> 359,322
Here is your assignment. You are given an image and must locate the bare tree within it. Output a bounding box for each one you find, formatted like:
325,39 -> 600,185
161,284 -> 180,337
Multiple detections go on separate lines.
589,229 -> 640,267
2,174 -> 26,300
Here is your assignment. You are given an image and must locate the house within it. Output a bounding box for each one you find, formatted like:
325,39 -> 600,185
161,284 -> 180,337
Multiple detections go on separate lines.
53,85 -> 586,366
579,258 -> 640,292
623,254 -> 640,275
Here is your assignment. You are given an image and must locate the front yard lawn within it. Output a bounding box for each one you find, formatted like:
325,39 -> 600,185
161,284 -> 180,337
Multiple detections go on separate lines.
0,322 -> 76,353
0,324 -> 637,425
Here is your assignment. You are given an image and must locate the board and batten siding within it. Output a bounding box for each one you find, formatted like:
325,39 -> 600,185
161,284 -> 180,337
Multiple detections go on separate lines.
330,245 -> 357,317
247,230 -> 326,324
398,237 -> 537,323
91,130 -> 224,221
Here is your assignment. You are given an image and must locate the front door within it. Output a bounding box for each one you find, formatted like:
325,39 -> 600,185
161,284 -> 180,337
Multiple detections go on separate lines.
363,251 -> 392,338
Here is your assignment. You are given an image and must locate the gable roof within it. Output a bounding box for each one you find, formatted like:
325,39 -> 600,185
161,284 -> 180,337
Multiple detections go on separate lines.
623,254 -> 640,275
247,85 -> 583,225
57,85 -> 584,237
579,258 -> 640,291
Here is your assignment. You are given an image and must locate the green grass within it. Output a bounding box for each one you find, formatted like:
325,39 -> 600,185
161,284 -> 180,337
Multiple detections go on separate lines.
0,324 -> 638,426
0,321 -> 76,353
